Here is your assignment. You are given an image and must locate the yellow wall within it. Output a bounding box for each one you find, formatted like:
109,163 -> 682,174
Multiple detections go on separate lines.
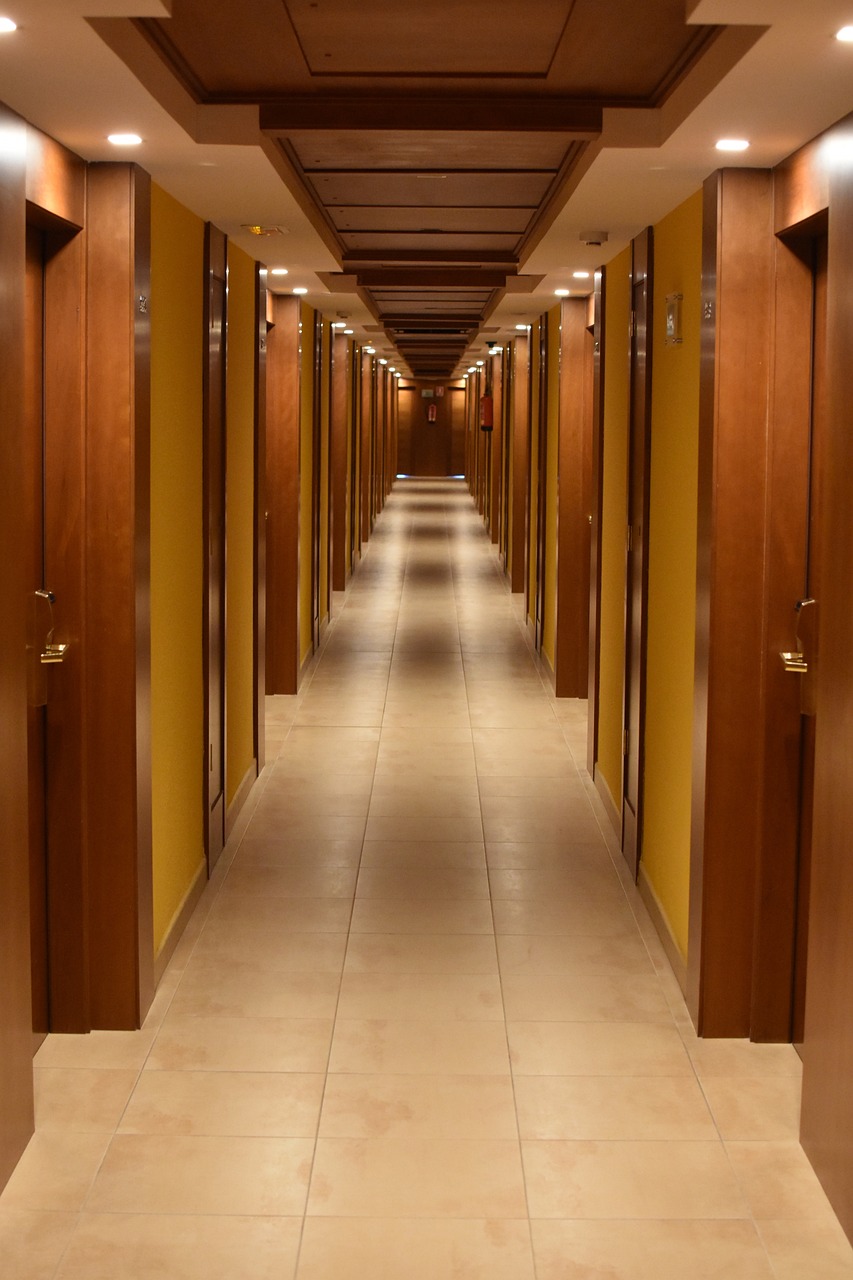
641,191 -> 703,959
149,185 -> 205,953
597,244 -> 632,810
541,306 -> 561,667
299,303 -> 315,666
225,245 -> 256,808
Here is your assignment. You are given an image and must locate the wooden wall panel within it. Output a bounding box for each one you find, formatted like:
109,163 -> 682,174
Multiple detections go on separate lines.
360,351 -> 373,541
800,112 -> 853,1241
85,163 -> 153,1028
587,271 -> 605,771
489,355 -> 503,543
254,278 -> 267,769
0,101 -> 35,1189
265,294 -> 300,693
556,297 -> 593,697
688,169 -> 774,1036
510,334 -> 530,593
331,330 -> 349,590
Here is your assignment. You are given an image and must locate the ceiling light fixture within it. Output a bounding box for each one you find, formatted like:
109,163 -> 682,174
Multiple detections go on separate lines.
108,133 -> 142,146
0,17 -> 17,32
292,286 -> 308,295
716,138 -> 750,152
270,268 -> 288,276
344,328 -> 354,335
573,271 -> 591,279
555,288 -> 570,297
836,25 -> 853,40
515,323 -> 529,331
364,346 -> 376,354
332,321 -> 347,329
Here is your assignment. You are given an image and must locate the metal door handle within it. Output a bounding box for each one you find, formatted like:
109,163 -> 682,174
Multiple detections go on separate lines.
781,651 -> 808,674
41,642 -> 68,665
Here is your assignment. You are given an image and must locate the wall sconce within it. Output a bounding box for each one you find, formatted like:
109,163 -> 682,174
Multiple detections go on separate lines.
665,293 -> 683,345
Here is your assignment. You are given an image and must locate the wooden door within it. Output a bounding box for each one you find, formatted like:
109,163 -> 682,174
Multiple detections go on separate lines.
203,225 -> 227,869
24,226 -> 49,1048
622,228 -> 653,878
792,232 -> 828,1048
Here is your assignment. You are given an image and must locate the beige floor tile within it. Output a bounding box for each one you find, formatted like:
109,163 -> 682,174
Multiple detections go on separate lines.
492,894 -> 637,936
337,972 -> 503,1021
488,865 -> 625,901
170,962 -> 341,1020
0,1208 -> 78,1280
686,1037 -> 803,1079
297,1217 -> 536,1280
307,1136 -> 527,1218
496,932 -> 654,977
33,1030 -> 156,1072
531,1219 -> 774,1279
514,1074 -> 717,1140
207,895 -> 353,933
329,1019 -> 511,1075
379,724 -> 473,744
262,773 -> 374,800
344,933 -> 498,974
149,1015 -> 333,1073
34,1069 -> 139,1133
349,897 -> 494,934
220,864 -> 358,899
701,1075 -> 802,1140
356,866 -> 489,899
726,1140 -> 842,1222
360,840 -> 486,869
0,1133 -> 111,1212
56,1213 -> 302,1280
319,1073 -> 517,1139
501,972 -> 670,1022
485,839 -> 610,869
478,775 -> 592,798
522,1138 -> 747,1218
363,815 -> 483,843
87,1134 -> 313,1216
483,814 -> 605,843
244,813 -> 367,842
192,924 -> 349,971
233,836 -> 364,867
758,1218 -> 853,1279
480,792 -> 592,820
507,1020 -> 693,1076
119,1070 -> 324,1137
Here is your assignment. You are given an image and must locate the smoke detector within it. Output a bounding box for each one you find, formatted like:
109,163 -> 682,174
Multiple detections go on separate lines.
579,230 -> 608,246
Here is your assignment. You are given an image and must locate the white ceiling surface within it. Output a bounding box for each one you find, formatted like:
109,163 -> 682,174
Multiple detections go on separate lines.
1,1 -> 852,353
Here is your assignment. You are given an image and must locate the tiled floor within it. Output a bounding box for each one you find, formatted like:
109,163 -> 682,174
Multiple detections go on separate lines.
2,477 -> 853,1278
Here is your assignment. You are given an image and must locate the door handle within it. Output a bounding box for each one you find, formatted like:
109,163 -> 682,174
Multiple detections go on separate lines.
41,642 -> 68,665
781,650 -> 807,673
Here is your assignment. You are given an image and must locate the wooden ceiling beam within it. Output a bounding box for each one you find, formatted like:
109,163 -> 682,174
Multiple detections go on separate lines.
343,250 -> 518,268
260,98 -> 602,135
357,268 -> 509,288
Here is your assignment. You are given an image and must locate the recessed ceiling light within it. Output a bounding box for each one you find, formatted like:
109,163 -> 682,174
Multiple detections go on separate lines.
364,346 -> 376,354
379,358 -> 388,365
344,328 -> 354,335
108,133 -> 142,147
270,267 -> 288,276
716,138 -> 750,152
0,16 -> 17,32
332,321 -> 347,328
836,25 -> 853,40
573,271 -> 591,279
554,288 -> 570,297
515,323 -> 529,331
292,287 -> 308,295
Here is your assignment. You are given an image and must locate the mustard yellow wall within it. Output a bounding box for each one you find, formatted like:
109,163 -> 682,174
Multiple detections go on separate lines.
527,320 -> 541,622
299,304 -> 315,666
541,306 -> 561,667
641,191 -> 703,959
597,244 -> 632,811
149,185 -> 205,953
225,245 -> 256,808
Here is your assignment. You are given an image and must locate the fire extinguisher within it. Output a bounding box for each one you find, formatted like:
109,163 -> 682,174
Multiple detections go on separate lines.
479,394 -> 494,431
427,402 -> 437,423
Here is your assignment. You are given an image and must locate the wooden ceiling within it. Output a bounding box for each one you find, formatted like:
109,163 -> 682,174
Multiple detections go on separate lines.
135,0 -> 729,376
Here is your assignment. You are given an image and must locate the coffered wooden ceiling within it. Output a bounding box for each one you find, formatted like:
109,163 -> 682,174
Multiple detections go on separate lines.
132,0 -> 732,375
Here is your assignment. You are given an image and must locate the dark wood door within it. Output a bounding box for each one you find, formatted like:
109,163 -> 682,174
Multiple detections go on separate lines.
792,232 -> 828,1049
622,228 -> 653,878
204,225 -> 227,868
24,225 -> 49,1049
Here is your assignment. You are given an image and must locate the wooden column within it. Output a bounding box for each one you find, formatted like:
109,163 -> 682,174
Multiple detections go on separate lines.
265,294 -> 300,693
510,334 -> 530,592
688,169 -> 774,1036
85,163 -> 153,1028
0,102 -> 34,1189
254,276 -> 267,769
331,330 -> 349,591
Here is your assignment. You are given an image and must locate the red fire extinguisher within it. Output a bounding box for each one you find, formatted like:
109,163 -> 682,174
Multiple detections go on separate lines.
427,402 -> 437,423
480,394 -> 494,431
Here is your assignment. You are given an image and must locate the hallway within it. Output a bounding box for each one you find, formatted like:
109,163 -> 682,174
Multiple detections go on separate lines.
1,478 -> 851,1278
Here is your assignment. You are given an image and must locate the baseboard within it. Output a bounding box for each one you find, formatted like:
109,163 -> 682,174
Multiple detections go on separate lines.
153,860 -> 207,986
638,865 -> 688,996
593,765 -> 621,837
225,759 -> 258,841
540,649 -> 556,692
